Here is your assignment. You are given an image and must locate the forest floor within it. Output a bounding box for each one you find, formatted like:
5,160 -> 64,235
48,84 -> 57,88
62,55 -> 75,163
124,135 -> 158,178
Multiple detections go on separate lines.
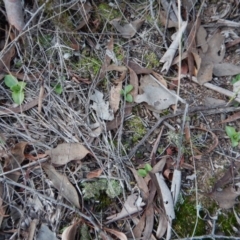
1,0 -> 240,239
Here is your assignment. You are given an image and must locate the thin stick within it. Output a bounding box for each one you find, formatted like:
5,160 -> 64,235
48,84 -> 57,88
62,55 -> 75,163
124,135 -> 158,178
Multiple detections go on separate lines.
0,157 -> 48,177
127,105 -> 240,159
0,177 -> 100,231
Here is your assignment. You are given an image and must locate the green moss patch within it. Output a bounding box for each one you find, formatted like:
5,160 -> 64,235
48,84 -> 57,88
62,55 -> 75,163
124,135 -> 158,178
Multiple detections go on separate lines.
125,116 -> 146,143
144,52 -> 160,68
174,196 -> 206,237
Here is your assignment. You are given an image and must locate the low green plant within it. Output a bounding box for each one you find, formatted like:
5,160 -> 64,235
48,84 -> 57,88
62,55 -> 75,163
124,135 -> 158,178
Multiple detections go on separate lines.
225,126 -> 240,147
81,179 -> 122,199
137,163 -> 152,177
231,74 -> 240,84
53,83 -> 63,95
4,74 -> 26,105
120,84 -> 133,102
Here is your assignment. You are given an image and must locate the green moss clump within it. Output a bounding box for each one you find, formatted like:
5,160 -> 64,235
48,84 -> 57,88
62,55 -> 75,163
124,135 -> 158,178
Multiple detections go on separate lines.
81,179 -> 122,199
174,196 -> 206,237
126,116 -> 146,143
74,55 -> 101,78
80,224 -> 91,240
217,211 -> 238,236
114,44 -> 125,62
144,52 -> 159,68
97,3 -> 121,21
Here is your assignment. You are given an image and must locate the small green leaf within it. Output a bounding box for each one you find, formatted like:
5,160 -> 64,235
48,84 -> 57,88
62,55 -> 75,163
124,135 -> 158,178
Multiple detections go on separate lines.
138,169 -> 147,177
144,163 -> 152,172
11,84 -> 21,92
54,84 -> 63,95
232,74 -> 240,84
120,89 -> 125,95
225,126 -> 236,138
231,139 -> 239,147
17,81 -> 26,90
237,133 -> 240,141
12,91 -> 24,105
125,84 -> 133,93
126,93 -> 133,102
4,75 -> 18,88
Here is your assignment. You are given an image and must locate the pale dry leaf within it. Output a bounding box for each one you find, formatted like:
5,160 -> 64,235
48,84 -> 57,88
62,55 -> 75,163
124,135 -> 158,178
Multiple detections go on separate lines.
151,72 -> 167,87
111,19 -> 144,39
104,228 -> 128,240
110,82 -> 122,113
90,90 -> 114,120
3,0 -> 24,31
37,224 -> 58,240
135,75 -> 178,112
106,64 -> 127,72
197,31 -> 225,84
61,222 -> 79,240
170,169 -> 181,206
213,162 -> 240,191
0,45 -> 15,73
159,10 -> 178,28
126,60 -> 152,74
197,61 -> 214,84
129,167 -> 149,200
156,214 -> 168,238
106,193 -> 145,223
204,97 -> 226,107
155,173 -> 175,220
43,164 -> 80,208
160,21 -> 188,73
196,25 -> 208,53
87,169 -> 103,179
133,213 -> 146,238
209,186 -> 240,209
151,157 -> 166,174
213,63 -> 240,77
142,206 -> 154,240
46,143 -> 89,166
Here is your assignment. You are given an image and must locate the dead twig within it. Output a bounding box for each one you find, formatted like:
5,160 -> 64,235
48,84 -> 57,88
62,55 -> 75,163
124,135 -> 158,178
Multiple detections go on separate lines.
127,105 -> 240,159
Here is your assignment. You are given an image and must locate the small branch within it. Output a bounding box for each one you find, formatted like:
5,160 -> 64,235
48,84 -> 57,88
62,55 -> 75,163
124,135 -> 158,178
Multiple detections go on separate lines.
160,21 -> 187,73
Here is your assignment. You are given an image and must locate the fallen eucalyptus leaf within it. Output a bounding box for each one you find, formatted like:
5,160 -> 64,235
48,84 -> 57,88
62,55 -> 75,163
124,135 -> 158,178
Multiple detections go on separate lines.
46,143 -> 90,166
213,63 -> 240,77
135,75 -> 178,111
209,186 -> 240,209
43,164 -> 80,208
90,90 -> 114,120
106,193 -> 145,223
111,19 -> 144,39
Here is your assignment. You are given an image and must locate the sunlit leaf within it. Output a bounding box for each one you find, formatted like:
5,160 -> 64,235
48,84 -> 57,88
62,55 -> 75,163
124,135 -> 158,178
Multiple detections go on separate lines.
4,74 -> 18,88
54,84 -> 63,95
144,163 -> 152,172
17,81 -> 26,90
12,91 -> 24,105
225,126 -> 236,138
126,93 -> 133,102
125,84 -> 133,93
138,169 -> 147,177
